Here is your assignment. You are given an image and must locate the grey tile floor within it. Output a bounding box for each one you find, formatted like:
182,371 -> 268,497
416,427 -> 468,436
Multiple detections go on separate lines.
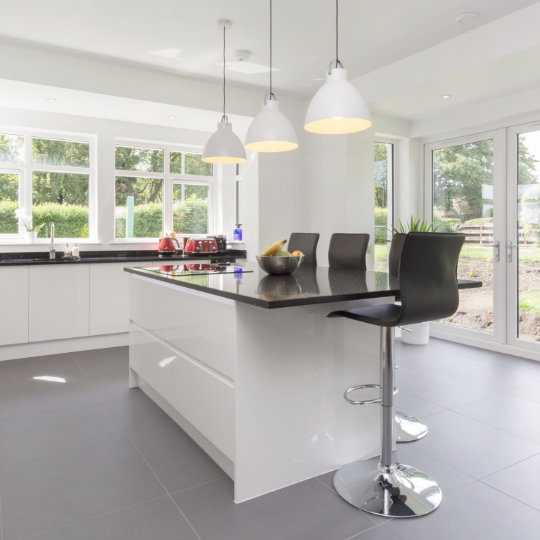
0,339 -> 539,539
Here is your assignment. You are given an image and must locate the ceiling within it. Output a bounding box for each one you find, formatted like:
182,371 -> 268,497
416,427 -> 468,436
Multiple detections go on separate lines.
0,0 -> 537,99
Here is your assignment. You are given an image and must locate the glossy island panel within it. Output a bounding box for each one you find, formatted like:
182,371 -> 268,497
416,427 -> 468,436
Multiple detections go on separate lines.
128,271 -> 389,502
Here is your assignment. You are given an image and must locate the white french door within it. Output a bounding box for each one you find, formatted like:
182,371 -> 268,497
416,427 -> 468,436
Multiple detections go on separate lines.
425,126 -> 540,360
506,123 -> 540,354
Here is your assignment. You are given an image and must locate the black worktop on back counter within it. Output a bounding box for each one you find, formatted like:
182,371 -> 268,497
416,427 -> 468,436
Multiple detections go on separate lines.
0,249 -> 246,266
125,263 -> 482,309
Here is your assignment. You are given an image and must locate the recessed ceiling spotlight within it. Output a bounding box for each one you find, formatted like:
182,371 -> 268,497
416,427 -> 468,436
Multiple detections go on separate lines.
441,94 -> 452,100
168,115 -> 177,120
456,11 -> 479,25
221,50 -> 276,74
47,97 -> 57,102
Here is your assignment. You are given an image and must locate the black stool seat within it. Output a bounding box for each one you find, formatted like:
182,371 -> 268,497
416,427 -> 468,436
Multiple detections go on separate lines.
329,304 -> 401,327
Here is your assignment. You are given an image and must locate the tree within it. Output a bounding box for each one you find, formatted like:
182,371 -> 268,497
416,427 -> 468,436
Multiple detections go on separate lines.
433,139 -> 538,222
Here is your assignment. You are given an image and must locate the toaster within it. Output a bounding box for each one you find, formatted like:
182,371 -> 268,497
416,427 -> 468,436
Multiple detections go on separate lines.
183,237 -> 218,254
211,235 -> 227,253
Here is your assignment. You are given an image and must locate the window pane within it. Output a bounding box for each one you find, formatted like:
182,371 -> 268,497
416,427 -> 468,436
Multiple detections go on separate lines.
170,152 -> 183,174
433,140 -> 494,332
0,173 -> 19,234
172,184 -> 208,234
115,146 -> 163,173
185,153 -> 212,176
32,172 -> 89,238
33,138 -> 89,167
374,142 -> 392,271
0,134 -> 24,162
115,176 -> 163,238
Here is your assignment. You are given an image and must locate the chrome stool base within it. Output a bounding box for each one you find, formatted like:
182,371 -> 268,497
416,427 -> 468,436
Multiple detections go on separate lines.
395,412 -> 428,443
333,457 -> 442,518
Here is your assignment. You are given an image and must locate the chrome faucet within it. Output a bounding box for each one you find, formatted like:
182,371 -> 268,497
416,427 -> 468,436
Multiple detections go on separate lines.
49,222 -> 56,259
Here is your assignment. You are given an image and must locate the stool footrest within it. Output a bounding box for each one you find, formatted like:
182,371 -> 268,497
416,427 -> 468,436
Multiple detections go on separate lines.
344,384 -> 398,405
344,384 -> 382,405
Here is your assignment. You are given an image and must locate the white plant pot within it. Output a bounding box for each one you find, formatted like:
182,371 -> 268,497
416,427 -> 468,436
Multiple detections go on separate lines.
400,322 -> 430,345
25,231 -> 38,242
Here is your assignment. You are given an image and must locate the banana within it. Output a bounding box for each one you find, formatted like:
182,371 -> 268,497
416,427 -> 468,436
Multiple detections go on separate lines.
262,239 -> 287,257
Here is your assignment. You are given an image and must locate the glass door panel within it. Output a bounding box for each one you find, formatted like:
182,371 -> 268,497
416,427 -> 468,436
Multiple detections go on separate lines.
432,140 -> 495,333
515,131 -> 540,343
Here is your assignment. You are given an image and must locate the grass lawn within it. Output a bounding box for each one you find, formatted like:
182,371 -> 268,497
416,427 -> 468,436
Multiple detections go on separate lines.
461,244 -> 540,262
374,243 -> 388,259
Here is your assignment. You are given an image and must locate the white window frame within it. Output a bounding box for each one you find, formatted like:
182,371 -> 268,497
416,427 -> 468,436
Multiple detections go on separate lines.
0,128 -> 96,243
113,140 -> 216,242
374,138 -> 395,241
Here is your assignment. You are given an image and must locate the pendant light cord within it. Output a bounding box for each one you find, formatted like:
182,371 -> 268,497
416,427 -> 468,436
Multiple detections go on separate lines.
329,0 -> 343,72
335,0 -> 339,66
269,0 -> 274,100
222,24 -> 227,122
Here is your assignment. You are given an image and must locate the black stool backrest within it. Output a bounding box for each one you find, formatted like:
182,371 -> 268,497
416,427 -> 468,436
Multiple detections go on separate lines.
288,233 -> 320,266
397,232 -> 465,326
328,233 -> 369,270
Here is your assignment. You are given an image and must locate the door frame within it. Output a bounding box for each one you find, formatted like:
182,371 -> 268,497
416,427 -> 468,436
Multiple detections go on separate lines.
423,129 -> 510,351
506,121 -> 540,355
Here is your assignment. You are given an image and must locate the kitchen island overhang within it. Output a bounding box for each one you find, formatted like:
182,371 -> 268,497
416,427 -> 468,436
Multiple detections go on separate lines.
125,264 -> 480,502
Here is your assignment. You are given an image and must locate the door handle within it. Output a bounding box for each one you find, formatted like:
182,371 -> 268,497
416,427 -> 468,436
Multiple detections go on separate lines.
506,241 -> 516,263
482,240 -> 500,262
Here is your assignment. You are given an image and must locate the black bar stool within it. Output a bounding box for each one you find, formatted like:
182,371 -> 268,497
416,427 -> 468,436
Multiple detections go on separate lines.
288,233 -> 320,266
328,233 -> 369,269
328,232 -> 464,517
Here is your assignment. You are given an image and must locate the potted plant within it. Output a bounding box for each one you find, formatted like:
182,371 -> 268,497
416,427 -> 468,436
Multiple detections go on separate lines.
389,217 -> 439,345
14,209 -> 45,242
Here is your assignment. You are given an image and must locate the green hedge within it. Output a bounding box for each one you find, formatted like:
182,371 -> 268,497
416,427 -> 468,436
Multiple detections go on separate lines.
115,197 -> 209,238
1,197 -> 209,238
173,197 -> 208,234
34,203 -> 89,238
0,200 -> 18,234
375,207 -> 388,244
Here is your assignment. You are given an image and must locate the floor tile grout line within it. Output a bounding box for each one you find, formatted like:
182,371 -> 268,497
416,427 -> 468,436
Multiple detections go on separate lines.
477,478 -> 540,515
479,450 -> 540,481
124,432 -> 203,540
447,407 -> 540,446
168,476 -> 228,497
18,494 -> 170,540
343,521 -> 395,540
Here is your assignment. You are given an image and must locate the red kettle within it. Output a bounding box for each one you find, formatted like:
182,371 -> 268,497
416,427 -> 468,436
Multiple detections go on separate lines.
158,235 -> 181,256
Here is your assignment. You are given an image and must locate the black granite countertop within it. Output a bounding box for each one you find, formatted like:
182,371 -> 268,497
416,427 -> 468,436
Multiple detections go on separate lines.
125,263 -> 482,309
0,249 -> 246,266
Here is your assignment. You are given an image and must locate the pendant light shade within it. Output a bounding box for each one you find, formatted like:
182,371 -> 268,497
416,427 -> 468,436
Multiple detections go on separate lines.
203,120 -> 247,164
244,0 -> 298,153
304,0 -> 371,135
245,98 -> 298,152
203,20 -> 246,164
304,67 -> 371,134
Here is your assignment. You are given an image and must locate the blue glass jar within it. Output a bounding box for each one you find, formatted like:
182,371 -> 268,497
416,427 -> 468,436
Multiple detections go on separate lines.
233,224 -> 243,241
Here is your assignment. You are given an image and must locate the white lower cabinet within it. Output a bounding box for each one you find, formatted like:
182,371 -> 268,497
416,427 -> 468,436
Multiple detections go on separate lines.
0,267 -> 29,346
29,265 -> 90,342
89,263 -> 136,335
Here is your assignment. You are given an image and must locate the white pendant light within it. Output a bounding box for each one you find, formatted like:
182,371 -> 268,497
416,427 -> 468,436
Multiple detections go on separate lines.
245,0 -> 298,152
304,0 -> 371,135
203,20 -> 247,164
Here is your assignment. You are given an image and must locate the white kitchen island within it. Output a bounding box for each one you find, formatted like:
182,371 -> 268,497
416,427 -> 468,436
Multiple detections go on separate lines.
126,264 -> 401,502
